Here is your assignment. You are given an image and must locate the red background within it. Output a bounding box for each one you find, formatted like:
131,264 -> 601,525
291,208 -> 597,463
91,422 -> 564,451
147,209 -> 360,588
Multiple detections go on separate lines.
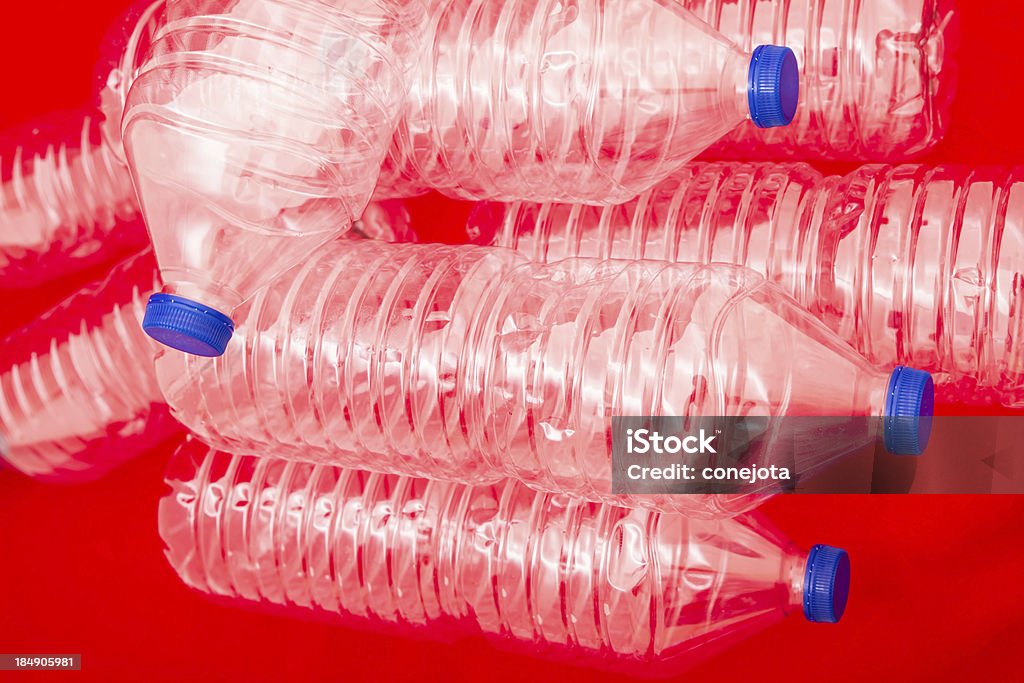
2,2 -> 1024,681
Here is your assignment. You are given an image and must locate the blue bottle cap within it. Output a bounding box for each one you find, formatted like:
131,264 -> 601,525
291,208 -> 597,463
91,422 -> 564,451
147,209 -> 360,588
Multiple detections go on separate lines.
882,366 -> 934,455
747,45 -> 800,128
143,293 -> 234,357
803,544 -> 851,623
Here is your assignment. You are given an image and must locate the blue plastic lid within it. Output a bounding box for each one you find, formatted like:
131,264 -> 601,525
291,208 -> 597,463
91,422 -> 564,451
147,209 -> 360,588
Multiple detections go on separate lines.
747,45 -> 799,128
882,366 -> 934,455
143,293 -> 234,357
803,544 -> 851,623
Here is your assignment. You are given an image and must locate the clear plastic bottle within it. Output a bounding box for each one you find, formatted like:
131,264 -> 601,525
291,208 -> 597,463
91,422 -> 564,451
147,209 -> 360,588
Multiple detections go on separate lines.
0,1 -> 160,288
14,0 -> 798,274
467,162 -> 1024,407
0,202 -> 414,483
123,0 -> 430,357
0,249 -> 178,482
161,439 -> 852,676
687,0 -> 959,160
377,0 -> 799,203
155,239 -> 932,515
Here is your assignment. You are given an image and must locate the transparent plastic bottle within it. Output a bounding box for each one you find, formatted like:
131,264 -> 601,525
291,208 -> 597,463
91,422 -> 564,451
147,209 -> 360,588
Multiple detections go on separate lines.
0,202 -> 412,483
16,0 -> 798,274
686,0 -> 959,160
0,249 -> 178,482
161,439 -> 852,676
467,162 -> 1024,407
124,0 -> 429,357
377,0 -> 799,203
155,239 -> 932,516
0,1 -> 161,288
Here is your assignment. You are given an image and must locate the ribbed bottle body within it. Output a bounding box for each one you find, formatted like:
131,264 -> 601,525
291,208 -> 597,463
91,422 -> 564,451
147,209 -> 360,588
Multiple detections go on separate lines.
158,241 -> 528,483
123,0 -> 428,316
0,249 -> 177,481
0,1 -> 161,288
824,165 -> 1024,406
157,240 -> 893,514
688,0 -> 958,160
468,162 -> 832,306
161,441 -> 811,675
379,0 -> 753,203
0,112 -> 144,288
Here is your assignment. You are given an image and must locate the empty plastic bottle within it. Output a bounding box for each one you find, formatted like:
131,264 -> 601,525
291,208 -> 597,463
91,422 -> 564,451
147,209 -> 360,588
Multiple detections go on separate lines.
155,239 -> 932,516
686,0 -> 959,160
0,1 -> 160,288
376,0 -> 799,202
123,0 -> 429,357
161,439 -> 852,676
0,249 -> 177,482
466,162 -> 1024,407
5,0 -> 802,292
0,201 -> 414,483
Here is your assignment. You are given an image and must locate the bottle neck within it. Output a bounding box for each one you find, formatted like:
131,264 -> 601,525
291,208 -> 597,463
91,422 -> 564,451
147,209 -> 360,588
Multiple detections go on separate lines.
867,370 -> 895,419
783,548 -> 810,617
160,280 -> 243,319
721,50 -> 755,125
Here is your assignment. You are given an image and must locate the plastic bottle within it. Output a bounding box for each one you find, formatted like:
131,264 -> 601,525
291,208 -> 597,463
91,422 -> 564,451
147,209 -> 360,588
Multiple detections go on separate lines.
0,1 -> 161,288
466,162 -> 1024,407
0,202 -> 413,483
10,0 -> 954,274
686,0 -> 959,161
0,249 -> 177,482
155,239 -> 933,516
123,0 -> 430,358
161,439 -> 852,676
377,0 -> 799,203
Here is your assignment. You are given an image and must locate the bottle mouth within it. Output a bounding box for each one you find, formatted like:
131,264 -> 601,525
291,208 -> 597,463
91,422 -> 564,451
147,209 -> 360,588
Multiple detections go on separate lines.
143,293 -> 234,357
882,366 -> 935,455
747,45 -> 800,128
803,544 -> 851,623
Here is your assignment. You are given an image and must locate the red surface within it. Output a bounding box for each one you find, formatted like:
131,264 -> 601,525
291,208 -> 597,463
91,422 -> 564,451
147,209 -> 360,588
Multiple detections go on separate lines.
1,2 -> 1023,682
